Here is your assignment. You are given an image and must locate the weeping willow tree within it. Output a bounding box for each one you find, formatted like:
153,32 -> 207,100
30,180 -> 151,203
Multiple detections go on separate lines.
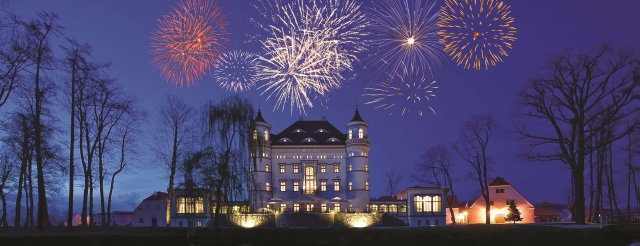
201,96 -> 256,229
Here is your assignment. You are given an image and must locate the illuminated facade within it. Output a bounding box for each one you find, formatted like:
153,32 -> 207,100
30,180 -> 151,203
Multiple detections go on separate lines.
370,187 -> 448,227
251,109 -> 370,213
446,177 -> 535,224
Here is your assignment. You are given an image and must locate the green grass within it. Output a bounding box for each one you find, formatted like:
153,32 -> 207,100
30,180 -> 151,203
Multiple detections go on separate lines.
0,224 -> 638,246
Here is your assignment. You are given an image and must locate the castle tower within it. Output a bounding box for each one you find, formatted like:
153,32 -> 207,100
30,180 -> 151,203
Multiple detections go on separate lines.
346,108 -> 370,211
251,109 -> 273,211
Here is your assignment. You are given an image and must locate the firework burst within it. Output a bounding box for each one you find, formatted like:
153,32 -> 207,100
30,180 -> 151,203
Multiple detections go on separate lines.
363,67 -> 439,117
368,0 -> 444,77
256,30 -> 342,115
252,0 -> 369,114
438,0 -> 517,70
214,51 -> 259,92
150,0 -> 229,88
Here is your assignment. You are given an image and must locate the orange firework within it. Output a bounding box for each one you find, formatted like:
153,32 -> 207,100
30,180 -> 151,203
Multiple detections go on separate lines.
151,0 -> 229,88
438,0 -> 517,70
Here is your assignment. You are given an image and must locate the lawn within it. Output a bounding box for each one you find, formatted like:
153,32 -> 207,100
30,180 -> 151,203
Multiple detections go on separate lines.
0,224 -> 638,246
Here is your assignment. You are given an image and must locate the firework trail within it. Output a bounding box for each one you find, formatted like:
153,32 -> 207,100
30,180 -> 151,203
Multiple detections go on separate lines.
214,51 -> 259,92
438,0 -> 517,70
363,66 -> 438,117
150,0 -> 229,88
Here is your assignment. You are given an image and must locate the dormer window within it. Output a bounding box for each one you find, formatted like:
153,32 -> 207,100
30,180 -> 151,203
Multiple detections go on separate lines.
358,128 -> 364,138
278,138 -> 292,143
315,129 -> 329,134
302,138 -> 317,143
326,138 -> 340,143
292,129 -> 306,134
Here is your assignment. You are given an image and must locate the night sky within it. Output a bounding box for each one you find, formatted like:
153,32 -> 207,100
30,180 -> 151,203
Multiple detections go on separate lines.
5,0 -> 640,214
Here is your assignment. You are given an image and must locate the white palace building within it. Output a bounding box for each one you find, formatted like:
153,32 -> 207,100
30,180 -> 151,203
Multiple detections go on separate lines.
251,108 -> 371,213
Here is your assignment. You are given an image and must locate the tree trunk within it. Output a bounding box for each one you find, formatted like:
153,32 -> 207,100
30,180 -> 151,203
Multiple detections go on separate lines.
166,127 -> 179,226
68,66 -> 76,229
14,155 -> 26,227
28,155 -> 34,228
98,140 -> 106,227
573,166 -> 586,225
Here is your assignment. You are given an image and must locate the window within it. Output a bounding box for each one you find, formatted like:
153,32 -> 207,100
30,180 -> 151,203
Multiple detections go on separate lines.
348,129 -> 352,139
414,195 -> 442,213
365,181 -> 369,191
197,221 -> 202,227
280,203 -> 287,212
280,181 -> 286,192
425,220 -> 430,226
365,163 -> 368,171
490,201 -> 494,206
320,164 -> 326,173
496,188 -> 505,193
140,218 -> 144,224
349,164 -> 352,171
265,164 -> 270,172
348,182 -> 353,191
293,164 -> 300,173
333,164 -> 339,173
303,166 -> 316,194
506,200 -> 515,205
264,130 -> 269,141
321,203 -> 327,212
293,203 -> 300,212
435,220 -> 439,225
280,164 -> 285,173
252,130 -> 257,140
358,128 -> 364,138
389,204 -> 398,213
333,180 -> 340,191
266,182 -> 271,191
293,180 -> 300,192
320,180 -> 327,192
334,203 -> 340,212
177,197 -> 205,214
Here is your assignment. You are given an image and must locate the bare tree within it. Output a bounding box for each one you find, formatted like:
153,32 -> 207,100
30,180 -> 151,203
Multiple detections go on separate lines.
156,94 -> 193,226
414,145 -> 457,224
518,45 -> 640,224
1,112 -> 32,227
0,13 -> 30,108
384,170 -> 403,197
0,153 -> 14,229
454,115 -> 495,224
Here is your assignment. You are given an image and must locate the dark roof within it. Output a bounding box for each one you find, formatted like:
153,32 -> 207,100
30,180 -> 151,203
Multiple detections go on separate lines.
255,109 -> 266,122
272,120 -> 346,146
351,108 -> 364,122
489,177 -> 511,186
143,192 -> 168,201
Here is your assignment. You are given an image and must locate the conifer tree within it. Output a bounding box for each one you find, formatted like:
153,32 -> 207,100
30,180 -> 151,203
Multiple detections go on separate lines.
505,200 -> 523,224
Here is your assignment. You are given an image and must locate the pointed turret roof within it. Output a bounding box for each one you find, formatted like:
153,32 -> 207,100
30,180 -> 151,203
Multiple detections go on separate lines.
255,108 -> 266,123
350,107 -> 364,122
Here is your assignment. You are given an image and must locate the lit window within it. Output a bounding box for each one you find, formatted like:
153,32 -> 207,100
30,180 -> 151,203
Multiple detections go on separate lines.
321,203 -> 327,212
414,195 -> 442,213
197,221 -> 202,227
334,204 -> 340,212
334,164 -> 339,173
280,164 -> 285,173
264,130 -> 269,141
265,164 -> 270,172
293,181 -> 300,192
176,197 -> 205,214
280,204 -> 287,212
303,166 -> 315,194
348,182 -> 353,191
252,130 -> 257,140
294,203 -> 300,212
320,164 -> 326,173
320,180 -> 327,192
293,164 -> 300,173
266,182 -> 271,191
333,180 -> 340,191
280,181 -> 286,192
358,128 -> 364,138
365,181 -> 369,191
348,130 -> 352,140
365,163 -> 368,171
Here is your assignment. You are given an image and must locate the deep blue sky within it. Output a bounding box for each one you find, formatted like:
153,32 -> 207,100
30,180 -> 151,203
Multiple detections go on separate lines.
6,0 -> 640,213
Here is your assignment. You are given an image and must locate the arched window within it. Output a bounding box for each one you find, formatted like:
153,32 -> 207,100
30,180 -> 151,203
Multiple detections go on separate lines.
358,128 -> 364,138
252,130 -> 257,140
266,182 -> 271,191
348,129 -> 353,139
264,130 -> 269,141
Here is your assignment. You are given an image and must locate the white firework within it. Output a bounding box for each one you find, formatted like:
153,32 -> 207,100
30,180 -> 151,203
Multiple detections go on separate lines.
363,67 -> 439,117
214,51 -> 259,92
368,0 -> 444,77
